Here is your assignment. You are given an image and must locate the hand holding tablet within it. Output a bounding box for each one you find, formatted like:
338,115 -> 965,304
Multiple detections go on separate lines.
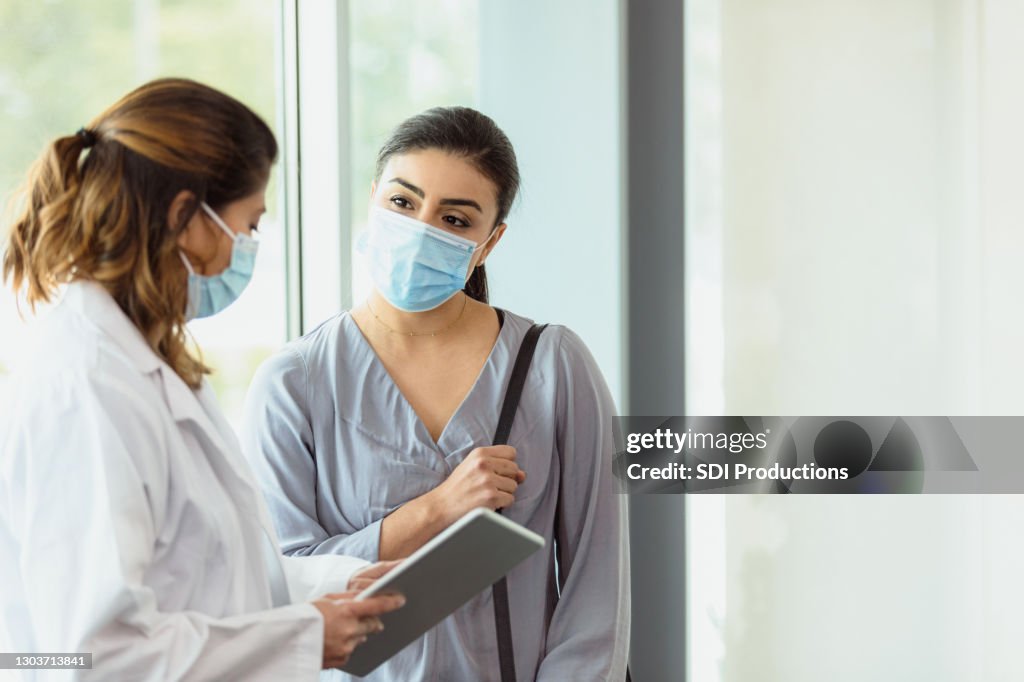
340,508 -> 545,676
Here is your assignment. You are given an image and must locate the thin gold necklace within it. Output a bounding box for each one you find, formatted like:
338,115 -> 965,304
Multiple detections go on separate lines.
367,295 -> 468,337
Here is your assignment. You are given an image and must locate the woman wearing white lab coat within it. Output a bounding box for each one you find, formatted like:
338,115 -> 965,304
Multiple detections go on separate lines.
0,78 -> 403,681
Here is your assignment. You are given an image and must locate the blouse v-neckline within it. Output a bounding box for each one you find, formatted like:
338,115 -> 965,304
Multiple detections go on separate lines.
341,307 -> 510,453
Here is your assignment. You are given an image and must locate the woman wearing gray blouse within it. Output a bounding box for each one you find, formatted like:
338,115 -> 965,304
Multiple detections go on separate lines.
242,107 -> 629,681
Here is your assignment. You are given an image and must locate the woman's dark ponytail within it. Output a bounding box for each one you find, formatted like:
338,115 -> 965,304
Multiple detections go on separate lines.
465,263 -> 489,303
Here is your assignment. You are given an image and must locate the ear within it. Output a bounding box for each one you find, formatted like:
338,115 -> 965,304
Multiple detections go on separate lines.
170,190 -> 201,249
172,190 -> 220,274
475,222 -> 507,267
368,180 -> 377,199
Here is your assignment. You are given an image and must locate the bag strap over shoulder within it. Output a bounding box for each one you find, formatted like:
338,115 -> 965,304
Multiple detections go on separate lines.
492,322 -> 548,447
488,319 -> 631,681
491,321 -> 547,682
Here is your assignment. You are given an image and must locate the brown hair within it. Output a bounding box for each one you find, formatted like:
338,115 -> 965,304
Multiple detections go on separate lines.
2,77 -> 277,388
375,106 -> 520,304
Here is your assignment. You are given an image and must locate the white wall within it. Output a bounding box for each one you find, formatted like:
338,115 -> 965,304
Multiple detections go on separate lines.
686,1 -> 1024,680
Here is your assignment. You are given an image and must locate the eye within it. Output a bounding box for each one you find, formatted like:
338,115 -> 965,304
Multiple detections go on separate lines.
443,215 -> 470,228
389,195 -> 413,210
249,223 -> 260,233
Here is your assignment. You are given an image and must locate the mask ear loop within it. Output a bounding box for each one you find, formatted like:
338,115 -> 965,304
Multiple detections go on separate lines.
179,251 -> 197,275
179,202 -> 228,276
471,225 -> 501,269
200,201 -> 240,240
481,225 -> 501,250
465,227 -> 500,286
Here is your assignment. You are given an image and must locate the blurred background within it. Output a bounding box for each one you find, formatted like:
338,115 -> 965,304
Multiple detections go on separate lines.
2,1 -> 1023,681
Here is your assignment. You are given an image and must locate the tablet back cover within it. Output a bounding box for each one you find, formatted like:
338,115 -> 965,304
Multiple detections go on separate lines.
340,509 -> 544,677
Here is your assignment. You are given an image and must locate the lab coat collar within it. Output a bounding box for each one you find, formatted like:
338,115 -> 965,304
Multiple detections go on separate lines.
63,280 -> 163,375
62,281 -> 224,441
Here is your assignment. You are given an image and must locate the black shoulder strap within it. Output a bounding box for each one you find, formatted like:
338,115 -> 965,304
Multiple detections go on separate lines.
492,322 -> 548,446
490,320 -> 631,681
492,321 -> 547,682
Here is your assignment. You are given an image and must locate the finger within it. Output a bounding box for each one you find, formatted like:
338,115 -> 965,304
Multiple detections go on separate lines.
322,590 -> 361,601
348,579 -> 374,593
369,560 -> 402,577
342,617 -> 384,639
493,474 -> 518,495
495,491 -> 515,509
352,559 -> 402,582
481,445 -> 516,460
342,593 -> 406,617
360,617 -> 384,635
489,459 -> 524,479
325,585 -> 366,598
340,636 -> 367,654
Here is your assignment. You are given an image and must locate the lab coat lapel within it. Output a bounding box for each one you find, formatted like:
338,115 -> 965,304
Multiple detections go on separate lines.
156,365 -> 262,510
156,361 -> 290,597
68,282 -> 233,463
156,365 -> 232,456
65,281 -> 290,606
156,364 -> 284,542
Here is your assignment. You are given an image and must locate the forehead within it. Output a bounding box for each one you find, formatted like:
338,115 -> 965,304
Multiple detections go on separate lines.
380,148 -> 498,207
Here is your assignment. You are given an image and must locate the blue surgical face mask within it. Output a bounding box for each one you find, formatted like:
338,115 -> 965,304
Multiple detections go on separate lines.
356,205 -> 496,312
179,202 -> 259,321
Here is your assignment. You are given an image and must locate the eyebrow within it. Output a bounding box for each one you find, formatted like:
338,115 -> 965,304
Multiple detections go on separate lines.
387,177 -> 483,213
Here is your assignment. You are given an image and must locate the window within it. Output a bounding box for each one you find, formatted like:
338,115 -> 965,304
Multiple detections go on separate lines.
0,0 -> 286,424
348,0 -> 479,303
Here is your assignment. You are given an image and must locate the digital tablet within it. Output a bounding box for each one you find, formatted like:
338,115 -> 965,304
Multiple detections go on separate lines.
339,507 -> 545,677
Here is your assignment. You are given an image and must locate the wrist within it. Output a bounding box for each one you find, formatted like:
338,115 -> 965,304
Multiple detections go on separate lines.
418,486 -> 453,530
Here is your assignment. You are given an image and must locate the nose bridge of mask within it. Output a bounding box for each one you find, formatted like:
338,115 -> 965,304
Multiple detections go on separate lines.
371,205 -> 493,255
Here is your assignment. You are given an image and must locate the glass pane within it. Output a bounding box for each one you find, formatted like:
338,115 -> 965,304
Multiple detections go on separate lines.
685,1 -> 1024,680
348,0 -> 479,301
0,0 -> 285,425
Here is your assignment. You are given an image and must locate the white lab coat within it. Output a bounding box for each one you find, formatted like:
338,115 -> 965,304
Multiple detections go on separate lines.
0,280 -> 369,681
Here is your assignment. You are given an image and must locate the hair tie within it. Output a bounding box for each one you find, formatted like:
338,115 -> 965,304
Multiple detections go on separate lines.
76,127 -> 98,148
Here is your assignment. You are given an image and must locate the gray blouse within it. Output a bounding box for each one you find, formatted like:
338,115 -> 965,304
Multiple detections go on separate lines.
241,307 -> 630,681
